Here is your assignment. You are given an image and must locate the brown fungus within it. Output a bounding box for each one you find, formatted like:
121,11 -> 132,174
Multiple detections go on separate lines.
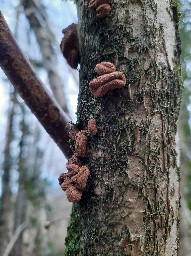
95,62 -> 116,75
58,119 -> 97,202
61,177 -> 71,191
71,166 -> 90,190
68,127 -> 79,140
89,0 -> 109,9
75,131 -> 88,157
66,163 -> 79,175
60,23 -> 80,69
67,154 -> 82,167
66,185 -> 82,202
59,165 -> 90,202
89,65 -> 126,97
58,173 -> 67,186
87,118 -> 97,135
96,3 -> 111,18
89,0 -> 111,18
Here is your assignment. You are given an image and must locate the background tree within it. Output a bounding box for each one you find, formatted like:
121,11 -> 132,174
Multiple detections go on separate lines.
179,0 -> 191,255
0,1 -> 76,255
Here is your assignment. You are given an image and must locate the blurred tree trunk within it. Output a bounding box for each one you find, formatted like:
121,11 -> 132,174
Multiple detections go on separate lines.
64,1 -> 182,255
0,90 -> 16,255
178,0 -> 191,254
23,0 -> 70,114
10,105 -> 29,256
178,89 -> 191,256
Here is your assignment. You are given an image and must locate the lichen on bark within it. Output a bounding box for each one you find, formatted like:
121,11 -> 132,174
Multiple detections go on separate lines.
64,0 -> 182,255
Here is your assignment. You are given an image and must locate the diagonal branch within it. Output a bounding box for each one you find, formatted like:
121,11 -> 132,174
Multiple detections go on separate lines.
23,0 -> 70,114
0,12 -> 73,159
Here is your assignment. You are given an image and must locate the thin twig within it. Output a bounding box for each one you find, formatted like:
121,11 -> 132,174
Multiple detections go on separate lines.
2,221 -> 28,256
0,12 -> 73,159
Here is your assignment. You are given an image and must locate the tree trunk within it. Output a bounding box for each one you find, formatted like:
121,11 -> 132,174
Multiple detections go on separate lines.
11,105 -> 28,256
178,1 -> 191,254
0,90 -> 16,255
65,1 -> 182,255
23,0 -> 70,114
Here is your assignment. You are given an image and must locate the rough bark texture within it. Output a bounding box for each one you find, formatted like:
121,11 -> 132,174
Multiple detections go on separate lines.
65,0 -> 182,255
0,12 -> 72,159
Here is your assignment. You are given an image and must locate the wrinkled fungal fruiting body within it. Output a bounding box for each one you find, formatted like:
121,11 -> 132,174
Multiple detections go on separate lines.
88,118 -> 97,135
59,119 -> 97,202
89,0 -> 111,18
60,23 -> 80,69
75,131 -> 88,157
71,166 -> 90,190
67,154 -> 81,167
89,62 -> 126,97
66,185 -> 82,202
68,127 -> 79,140
95,62 -> 116,75
59,161 -> 90,202
96,3 -> 111,18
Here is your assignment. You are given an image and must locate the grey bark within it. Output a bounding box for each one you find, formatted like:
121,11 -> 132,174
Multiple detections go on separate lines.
65,1 -> 182,255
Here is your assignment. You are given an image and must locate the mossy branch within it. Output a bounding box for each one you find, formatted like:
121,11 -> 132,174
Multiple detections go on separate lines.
0,12 -> 73,159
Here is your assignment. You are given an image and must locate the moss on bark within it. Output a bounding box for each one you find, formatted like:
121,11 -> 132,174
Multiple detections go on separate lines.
65,0 -> 182,255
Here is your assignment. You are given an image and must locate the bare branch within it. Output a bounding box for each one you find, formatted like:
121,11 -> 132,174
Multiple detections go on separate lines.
0,12 -> 73,159
2,221 -> 27,256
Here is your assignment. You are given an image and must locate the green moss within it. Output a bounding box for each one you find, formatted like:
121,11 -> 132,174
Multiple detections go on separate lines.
171,1 -> 182,24
64,205 -> 82,256
173,61 -> 183,92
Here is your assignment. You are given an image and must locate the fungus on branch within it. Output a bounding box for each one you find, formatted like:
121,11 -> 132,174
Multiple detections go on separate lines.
60,23 -> 80,69
89,62 -> 126,97
89,0 -> 111,18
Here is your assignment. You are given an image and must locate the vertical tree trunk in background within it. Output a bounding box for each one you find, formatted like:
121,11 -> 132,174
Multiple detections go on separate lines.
11,105 -> 28,256
178,84 -> 191,256
65,1 -> 182,255
0,90 -> 16,255
178,1 -> 191,254
23,0 -> 70,114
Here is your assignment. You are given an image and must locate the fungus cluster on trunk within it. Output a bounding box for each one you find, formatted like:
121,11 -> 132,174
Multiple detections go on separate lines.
59,2 -> 126,202
89,62 -> 126,97
89,0 -> 111,18
58,119 -> 97,202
